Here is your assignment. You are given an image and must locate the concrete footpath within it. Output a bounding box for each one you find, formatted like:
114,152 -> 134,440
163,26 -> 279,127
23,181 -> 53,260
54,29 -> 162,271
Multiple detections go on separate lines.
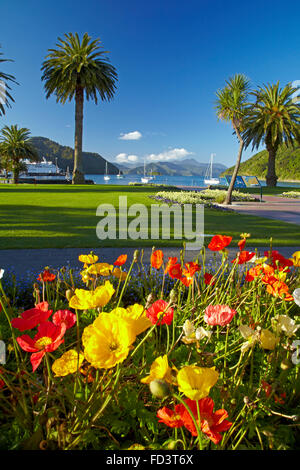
227,196 -> 300,225
0,245 -> 298,279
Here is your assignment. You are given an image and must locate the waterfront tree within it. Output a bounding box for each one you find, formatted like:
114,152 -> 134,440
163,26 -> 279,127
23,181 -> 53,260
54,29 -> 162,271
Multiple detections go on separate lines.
215,74 -> 251,205
243,82 -> 300,187
41,32 -> 118,184
0,125 -> 39,184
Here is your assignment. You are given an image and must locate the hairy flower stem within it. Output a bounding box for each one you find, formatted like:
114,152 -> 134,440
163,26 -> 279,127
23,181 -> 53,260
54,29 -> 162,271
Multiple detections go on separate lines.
173,394 -> 203,450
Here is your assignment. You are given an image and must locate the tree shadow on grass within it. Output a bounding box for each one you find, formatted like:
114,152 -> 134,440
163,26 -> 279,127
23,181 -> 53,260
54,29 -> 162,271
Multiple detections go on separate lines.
0,204 -> 299,249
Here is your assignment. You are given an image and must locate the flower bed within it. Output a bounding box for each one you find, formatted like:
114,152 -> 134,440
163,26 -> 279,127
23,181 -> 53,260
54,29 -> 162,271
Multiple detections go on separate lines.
154,189 -> 258,205
0,239 -> 299,451
280,191 -> 300,199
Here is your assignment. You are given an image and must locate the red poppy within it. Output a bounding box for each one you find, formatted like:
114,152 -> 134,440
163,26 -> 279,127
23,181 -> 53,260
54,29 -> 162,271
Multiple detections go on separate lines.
164,257 -> 178,274
146,299 -> 174,326
37,269 -> 56,282
0,379 -> 5,390
157,406 -> 184,428
168,263 -> 182,279
204,273 -> 215,285
204,304 -> 236,326
52,309 -> 76,329
151,250 -> 164,269
232,250 -> 255,264
264,250 -> 294,271
17,321 -> 66,372
114,254 -> 127,266
208,235 -> 232,252
11,302 -> 53,331
178,397 -> 232,445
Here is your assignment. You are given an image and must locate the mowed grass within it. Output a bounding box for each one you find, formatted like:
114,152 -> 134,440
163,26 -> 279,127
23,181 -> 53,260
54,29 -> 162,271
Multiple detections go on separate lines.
0,183 -> 299,249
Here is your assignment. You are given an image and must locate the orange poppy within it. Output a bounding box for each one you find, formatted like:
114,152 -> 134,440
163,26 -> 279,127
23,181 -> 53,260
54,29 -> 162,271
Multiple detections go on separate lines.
208,235 -> 232,252
37,269 -> 56,282
157,406 -> 184,428
151,250 -> 164,269
114,254 -> 127,266
177,397 -> 232,445
164,257 -> 178,274
168,263 -> 182,279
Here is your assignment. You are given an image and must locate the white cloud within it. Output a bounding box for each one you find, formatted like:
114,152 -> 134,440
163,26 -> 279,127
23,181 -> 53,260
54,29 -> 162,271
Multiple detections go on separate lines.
146,147 -> 193,162
119,131 -> 142,141
127,154 -> 139,162
115,153 -> 139,164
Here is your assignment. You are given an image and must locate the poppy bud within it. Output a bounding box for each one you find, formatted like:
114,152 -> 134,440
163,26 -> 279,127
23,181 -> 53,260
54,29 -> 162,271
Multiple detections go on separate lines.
166,440 -> 178,450
60,266 -> 66,273
145,292 -> 156,308
65,289 -> 74,301
169,289 -> 178,303
149,379 -> 170,398
133,250 -> 140,262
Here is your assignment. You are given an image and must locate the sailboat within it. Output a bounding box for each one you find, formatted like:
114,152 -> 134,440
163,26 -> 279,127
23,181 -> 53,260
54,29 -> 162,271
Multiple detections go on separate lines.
104,162 -> 110,181
204,153 -> 220,185
117,169 -> 123,179
141,160 -> 150,184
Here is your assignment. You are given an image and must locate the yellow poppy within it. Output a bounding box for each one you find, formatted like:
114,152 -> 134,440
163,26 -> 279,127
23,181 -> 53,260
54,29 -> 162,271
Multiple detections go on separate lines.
290,251 -> 300,267
82,312 -> 136,369
52,349 -> 84,377
69,281 -> 115,310
86,263 -> 113,276
141,355 -> 174,385
260,329 -> 278,350
113,267 -> 127,281
78,253 -> 99,265
177,365 -> 219,400
110,304 -> 152,336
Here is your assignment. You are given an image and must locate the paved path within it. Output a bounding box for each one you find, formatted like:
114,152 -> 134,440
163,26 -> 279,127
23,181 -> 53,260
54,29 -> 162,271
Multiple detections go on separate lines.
1,245 -> 298,280
227,195 -> 300,225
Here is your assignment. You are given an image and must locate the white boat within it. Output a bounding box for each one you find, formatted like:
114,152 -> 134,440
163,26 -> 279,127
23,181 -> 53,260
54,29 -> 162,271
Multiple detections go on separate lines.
116,169 -> 123,179
204,153 -> 220,185
104,162 -> 110,181
141,160 -> 150,183
18,157 -> 68,181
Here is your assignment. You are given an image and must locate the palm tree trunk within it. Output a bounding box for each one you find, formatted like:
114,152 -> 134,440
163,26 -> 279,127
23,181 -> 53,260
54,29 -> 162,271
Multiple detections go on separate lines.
266,146 -> 278,187
13,166 -> 19,184
72,85 -> 85,184
224,124 -> 244,205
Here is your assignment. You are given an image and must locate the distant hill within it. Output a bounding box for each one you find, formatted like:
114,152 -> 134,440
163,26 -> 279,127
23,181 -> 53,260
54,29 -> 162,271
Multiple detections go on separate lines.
221,143 -> 300,181
123,158 -> 227,177
30,137 -> 120,175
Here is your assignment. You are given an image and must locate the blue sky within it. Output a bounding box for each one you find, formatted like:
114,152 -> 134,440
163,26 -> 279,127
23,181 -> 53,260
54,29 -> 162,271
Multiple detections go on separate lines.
1,0 -> 300,168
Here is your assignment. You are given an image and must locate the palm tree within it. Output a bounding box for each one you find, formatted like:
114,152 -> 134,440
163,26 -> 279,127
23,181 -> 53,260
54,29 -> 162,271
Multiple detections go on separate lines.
0,45 -> 18,116
0,125 -> 39,184
215,74 -> 251,205
41,32 -> 118,184
242,82 -> 300,187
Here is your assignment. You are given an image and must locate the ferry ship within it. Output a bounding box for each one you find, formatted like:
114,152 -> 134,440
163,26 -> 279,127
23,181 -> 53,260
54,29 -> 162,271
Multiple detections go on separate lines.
19,158 -> 70,181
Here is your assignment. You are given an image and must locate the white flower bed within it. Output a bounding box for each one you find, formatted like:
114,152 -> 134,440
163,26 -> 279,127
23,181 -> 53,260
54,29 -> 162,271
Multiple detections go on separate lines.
155,189 -> 257,204
281,191 -> 300,198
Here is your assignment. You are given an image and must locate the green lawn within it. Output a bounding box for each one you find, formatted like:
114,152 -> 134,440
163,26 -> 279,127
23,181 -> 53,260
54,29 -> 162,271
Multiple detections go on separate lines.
0,183 -> 299,249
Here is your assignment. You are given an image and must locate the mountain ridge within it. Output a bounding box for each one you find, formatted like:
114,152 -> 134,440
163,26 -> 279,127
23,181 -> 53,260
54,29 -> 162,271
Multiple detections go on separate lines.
30,136 -> 120,175
221,144 -> 300,181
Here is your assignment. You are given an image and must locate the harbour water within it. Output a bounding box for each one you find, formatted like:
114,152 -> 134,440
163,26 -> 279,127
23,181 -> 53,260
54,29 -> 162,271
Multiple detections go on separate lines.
86,174 -> 300,188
